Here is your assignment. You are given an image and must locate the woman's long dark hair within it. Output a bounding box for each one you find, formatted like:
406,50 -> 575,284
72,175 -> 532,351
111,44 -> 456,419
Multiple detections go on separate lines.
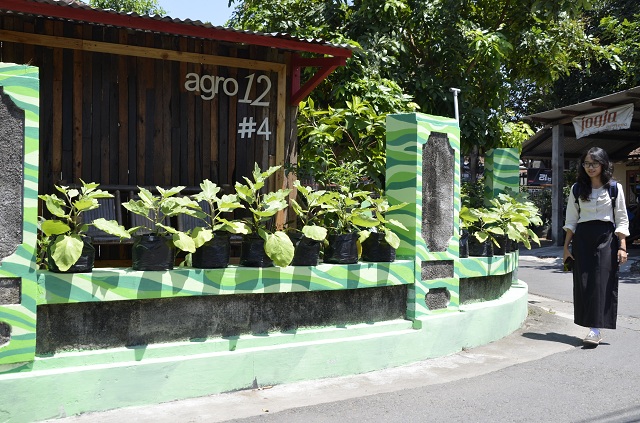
576,147 -> 613,201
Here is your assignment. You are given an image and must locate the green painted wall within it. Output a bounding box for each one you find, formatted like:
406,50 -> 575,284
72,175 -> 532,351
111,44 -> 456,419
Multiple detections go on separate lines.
0,63 -> 39,365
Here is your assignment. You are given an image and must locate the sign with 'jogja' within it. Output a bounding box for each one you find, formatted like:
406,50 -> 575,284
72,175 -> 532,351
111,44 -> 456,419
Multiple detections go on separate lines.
572,103 -> 634,139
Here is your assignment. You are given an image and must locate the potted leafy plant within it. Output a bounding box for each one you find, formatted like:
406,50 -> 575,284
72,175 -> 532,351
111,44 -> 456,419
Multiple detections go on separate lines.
122,186 -> 197,271
288,180 -> 331,266
234,163 -> 294,267
186,179 -> 247,268
459,206 -> 502,257
321,187 -> 378,264
38,180 -> 130,272
358,195 -> 409,262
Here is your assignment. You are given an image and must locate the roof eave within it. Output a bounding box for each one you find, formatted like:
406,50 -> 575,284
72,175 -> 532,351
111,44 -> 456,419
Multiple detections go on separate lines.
1,0 -> 353,58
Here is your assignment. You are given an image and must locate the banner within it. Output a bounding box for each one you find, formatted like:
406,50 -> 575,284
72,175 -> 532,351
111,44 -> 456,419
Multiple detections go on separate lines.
572,103 -> 634,139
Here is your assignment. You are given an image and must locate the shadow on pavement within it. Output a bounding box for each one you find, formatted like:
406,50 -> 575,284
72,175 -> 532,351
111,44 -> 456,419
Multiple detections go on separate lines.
521,331 -> 583,347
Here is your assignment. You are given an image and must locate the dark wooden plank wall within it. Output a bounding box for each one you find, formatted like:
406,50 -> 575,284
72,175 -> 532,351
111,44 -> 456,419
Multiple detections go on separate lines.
0,15 -> 295,196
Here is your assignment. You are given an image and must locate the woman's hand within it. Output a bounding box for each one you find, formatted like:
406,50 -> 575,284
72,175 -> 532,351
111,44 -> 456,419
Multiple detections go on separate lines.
563,247 -> 573,264
618,249 -> 628,263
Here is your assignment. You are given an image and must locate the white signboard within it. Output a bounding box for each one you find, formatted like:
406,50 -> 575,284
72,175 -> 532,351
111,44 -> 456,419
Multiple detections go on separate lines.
572,103 -> 634,139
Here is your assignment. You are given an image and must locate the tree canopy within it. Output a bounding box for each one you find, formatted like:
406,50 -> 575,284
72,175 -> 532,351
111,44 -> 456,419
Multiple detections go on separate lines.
229,0 -> 622,159
87,0 -> 165,15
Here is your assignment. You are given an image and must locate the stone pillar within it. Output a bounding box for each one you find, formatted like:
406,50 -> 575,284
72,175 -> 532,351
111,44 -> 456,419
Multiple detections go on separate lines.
386,113 -> 461,320
0,63 -> 39,364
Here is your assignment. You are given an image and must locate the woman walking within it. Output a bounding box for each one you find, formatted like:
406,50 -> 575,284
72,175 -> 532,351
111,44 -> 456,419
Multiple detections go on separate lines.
563,147 -> 629,346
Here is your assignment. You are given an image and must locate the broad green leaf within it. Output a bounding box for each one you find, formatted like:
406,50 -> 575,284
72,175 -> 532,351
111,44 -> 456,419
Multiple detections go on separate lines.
50,234 -> 84,271
122,200 -> 151,217
198,179 -> 221,200
173,231 -> 196,253
157,223 -> 177,234
41,195 -> 67,217
41,219 -> 71,236
384,230 -> 401,249
301,225 -> 327,241
138,187 -> 155,207
351,214 -> 379,228
386,218 -> 408,232
92,218 -> 131,239
264,231 -> 294,267
225,221 -> 250,235
74,198 -> 99,212
191,227 -> 213,248
358,230 -> 371,243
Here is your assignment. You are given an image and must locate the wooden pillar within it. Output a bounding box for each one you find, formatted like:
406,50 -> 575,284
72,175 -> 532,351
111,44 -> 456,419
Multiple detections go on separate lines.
551,124 -> 565,246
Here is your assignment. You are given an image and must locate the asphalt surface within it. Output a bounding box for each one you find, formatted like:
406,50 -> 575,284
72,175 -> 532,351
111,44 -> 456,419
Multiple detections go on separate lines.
43,242 -> 640,423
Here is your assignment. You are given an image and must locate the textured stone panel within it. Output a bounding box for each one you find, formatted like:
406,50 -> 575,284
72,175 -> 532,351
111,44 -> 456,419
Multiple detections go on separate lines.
460,273 -> 513,305
422,132 -> 454,252
421,260 -> 454,280
0,89 -> 24,261
36,285 -> 409,354
425,288 -> 450,310
0,278 -> 21,305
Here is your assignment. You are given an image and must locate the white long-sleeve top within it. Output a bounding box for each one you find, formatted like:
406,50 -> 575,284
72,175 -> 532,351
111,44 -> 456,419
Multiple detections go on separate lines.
563,183 -> 630,237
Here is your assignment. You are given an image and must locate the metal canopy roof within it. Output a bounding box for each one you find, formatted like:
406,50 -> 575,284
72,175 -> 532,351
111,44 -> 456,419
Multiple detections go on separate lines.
0,0 -> 354,57
521,86 -> 640,161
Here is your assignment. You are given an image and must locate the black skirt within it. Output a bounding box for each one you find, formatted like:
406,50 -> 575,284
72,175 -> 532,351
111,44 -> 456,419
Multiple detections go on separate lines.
572,220 -> 619,329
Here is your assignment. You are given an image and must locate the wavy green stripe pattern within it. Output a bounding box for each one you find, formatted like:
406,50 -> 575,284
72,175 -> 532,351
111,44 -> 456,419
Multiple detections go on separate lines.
38,261 -> 416,304
386,113 -> 462,316
484,148 -> 520,200
0,63 -> 39,365
456,252 -> 519,278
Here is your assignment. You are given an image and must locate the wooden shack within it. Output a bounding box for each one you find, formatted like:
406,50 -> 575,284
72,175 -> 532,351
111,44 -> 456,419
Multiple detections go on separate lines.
0,0 -> 351,196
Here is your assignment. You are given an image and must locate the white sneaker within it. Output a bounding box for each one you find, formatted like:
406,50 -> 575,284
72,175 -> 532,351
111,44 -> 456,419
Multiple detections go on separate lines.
583,330 -> 602,345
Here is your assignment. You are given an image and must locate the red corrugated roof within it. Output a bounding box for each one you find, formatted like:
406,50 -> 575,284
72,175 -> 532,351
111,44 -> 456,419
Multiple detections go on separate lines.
0,0 -> 353,58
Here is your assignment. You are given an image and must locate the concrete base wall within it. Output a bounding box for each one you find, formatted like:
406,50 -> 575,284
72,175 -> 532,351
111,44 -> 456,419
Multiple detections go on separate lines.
0,282 -> 528,422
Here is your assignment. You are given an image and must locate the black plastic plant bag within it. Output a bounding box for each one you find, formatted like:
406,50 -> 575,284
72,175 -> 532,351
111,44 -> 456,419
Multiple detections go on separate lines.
324,233 -> 359,264
132,234 -> 175,271
468,237 -> 494,257
291,235 -> 321,266
192,233 -> 230,269
48,237 -> 95,273
239,235 -> 273,267
459,229 -> 469,258
361,232 -> 396,262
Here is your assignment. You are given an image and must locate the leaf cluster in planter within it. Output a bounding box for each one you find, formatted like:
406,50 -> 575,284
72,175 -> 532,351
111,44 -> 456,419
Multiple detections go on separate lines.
38,180 -> 130,272
37,164 -> 413,271
234,164 -> 294,267
186,179 -> 248,268
460,189 -> 543,257
122,186 -> 201,270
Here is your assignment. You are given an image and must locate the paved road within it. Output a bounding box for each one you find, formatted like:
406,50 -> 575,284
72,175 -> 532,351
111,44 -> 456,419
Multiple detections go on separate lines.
46,246 -> 640,422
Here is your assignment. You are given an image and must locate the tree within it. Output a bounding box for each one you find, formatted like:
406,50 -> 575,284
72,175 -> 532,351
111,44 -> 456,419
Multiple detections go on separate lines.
232,1 -> 618,182
540,0 -> 640,109
87,0 -> 165,15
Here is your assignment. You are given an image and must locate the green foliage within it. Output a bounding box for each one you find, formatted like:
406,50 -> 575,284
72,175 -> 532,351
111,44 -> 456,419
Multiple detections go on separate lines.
357,196 -> 409,250
234,163 -> 294,267
461,189 -> 542,249
320,187 -> 377,235
122,186 -> 197,253
290,181 -> 330,242
87,0 -> 166,15
38,180 -> 130,271
293,97 -> 394,191
461,178 -> 485,209
488,190 -> 543,249
230,0 -> 616,159
188,180 -> 248,249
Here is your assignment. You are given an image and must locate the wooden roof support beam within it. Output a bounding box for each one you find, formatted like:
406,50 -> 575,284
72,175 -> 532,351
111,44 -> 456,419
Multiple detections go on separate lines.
290,54 -> 346,105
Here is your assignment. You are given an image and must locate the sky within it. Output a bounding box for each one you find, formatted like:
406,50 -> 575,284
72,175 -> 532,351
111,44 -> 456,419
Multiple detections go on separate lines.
159,0 -> 236,26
